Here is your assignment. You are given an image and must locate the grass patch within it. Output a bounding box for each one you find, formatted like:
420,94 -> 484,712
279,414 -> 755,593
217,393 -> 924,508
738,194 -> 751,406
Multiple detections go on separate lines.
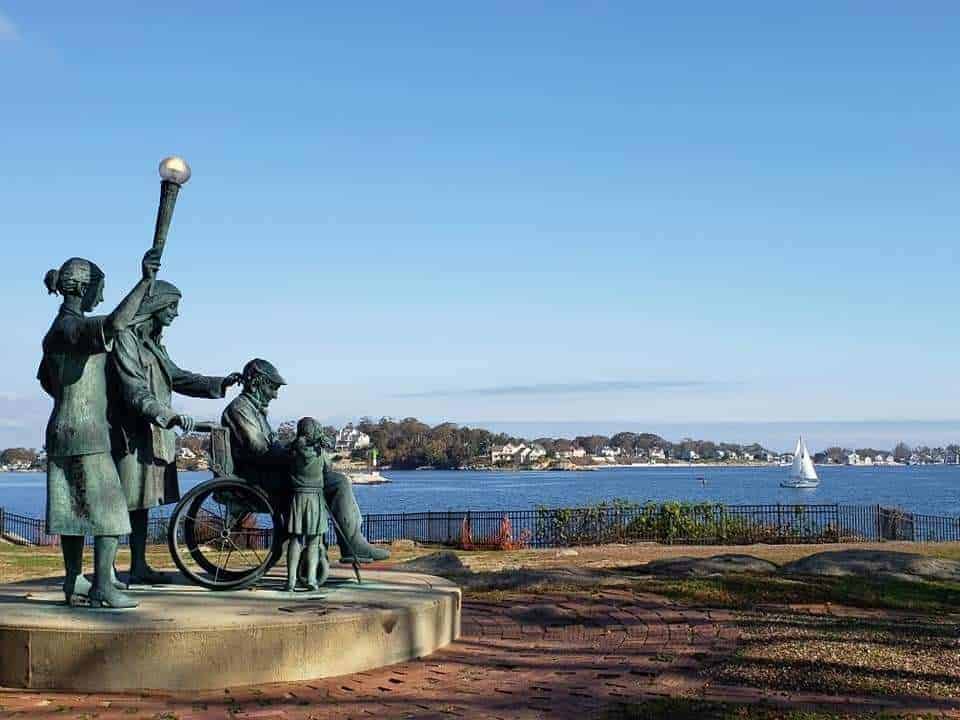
0,545 -> 173,584
639,573 -> 960,614
600,697 -> 938,719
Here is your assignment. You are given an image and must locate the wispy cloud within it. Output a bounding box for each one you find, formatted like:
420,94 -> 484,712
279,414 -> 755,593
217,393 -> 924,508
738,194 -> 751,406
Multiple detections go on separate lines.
394,380 -> 734,398
0,12 -> 17,41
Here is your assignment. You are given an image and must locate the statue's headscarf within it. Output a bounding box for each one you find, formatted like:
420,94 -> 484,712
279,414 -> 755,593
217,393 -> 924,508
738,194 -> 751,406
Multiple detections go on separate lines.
131,280 -> 182,331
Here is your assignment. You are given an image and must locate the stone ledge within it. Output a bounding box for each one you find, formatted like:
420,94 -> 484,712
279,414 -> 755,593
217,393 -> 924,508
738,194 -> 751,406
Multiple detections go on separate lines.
0,568 -> 460,691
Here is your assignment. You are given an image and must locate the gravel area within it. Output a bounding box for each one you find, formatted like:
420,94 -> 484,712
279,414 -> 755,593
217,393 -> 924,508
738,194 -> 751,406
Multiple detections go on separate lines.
707,610 -> 960,701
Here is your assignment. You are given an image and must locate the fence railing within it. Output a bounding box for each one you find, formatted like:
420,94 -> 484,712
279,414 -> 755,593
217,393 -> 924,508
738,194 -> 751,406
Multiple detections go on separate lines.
3,503 -> 960,549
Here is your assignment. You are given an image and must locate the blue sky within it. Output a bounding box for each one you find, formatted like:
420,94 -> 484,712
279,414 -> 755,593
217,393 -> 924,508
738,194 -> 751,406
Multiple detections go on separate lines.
1,3 -> 958,451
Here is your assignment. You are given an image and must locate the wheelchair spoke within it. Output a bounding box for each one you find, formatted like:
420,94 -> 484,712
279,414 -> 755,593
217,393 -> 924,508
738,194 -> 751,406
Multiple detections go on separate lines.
226,535 -> 264,568
183,514 -> 222,537
196,500 -> 226,523
172,479 -> 278,588
214,543 -> 234,582
213,539 -> 227,583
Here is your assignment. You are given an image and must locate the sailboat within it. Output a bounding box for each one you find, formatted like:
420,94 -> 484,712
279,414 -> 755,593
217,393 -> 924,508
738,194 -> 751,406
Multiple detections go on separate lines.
780,437 -> 819,488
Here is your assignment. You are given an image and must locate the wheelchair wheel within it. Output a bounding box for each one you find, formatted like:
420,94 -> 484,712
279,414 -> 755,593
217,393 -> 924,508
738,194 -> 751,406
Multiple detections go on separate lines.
167,476 -> 283,590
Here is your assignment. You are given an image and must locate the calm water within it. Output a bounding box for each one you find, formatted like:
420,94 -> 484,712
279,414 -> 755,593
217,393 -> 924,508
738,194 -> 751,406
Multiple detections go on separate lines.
3,465 -> 960,519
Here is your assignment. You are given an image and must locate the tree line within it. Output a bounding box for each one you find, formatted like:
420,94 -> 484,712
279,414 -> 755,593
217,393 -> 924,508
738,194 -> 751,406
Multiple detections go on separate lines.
3,429 -> 955,472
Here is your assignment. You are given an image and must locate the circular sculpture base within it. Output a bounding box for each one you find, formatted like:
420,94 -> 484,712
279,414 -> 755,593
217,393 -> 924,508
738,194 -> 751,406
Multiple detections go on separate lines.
0,568 -> 460,691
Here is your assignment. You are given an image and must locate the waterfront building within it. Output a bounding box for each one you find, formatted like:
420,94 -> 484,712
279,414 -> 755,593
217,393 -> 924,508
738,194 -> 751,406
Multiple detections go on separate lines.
527,444 -> 547,461
335,425 -> 371,452
556,445 -> 586,459
490,442 -> 546,464
648,447 -> 666,461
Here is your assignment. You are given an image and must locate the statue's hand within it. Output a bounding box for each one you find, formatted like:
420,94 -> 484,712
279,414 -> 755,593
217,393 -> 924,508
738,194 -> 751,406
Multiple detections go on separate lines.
221,372 -> 243,393
173,414 -> 196,434
141,249 -> 162,281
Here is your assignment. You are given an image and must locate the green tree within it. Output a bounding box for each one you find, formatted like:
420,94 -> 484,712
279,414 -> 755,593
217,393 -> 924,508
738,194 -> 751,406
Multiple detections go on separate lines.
893,441 -> 911,462
574,435 -> 609,455
1,448 -> 38,466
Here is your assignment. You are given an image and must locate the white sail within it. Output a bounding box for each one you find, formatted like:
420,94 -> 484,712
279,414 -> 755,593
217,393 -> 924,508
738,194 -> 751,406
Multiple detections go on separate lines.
782,436 -> 820,488
789,438 -> 803,479
799,439 -> 818,481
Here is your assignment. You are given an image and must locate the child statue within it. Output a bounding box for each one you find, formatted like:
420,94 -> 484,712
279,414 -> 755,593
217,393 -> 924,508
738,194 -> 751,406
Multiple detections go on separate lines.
285,417 -> 330,592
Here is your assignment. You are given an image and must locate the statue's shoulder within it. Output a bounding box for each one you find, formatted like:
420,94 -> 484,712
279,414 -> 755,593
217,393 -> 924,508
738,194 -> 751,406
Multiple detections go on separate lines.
223,393 -> 248,416
223,393 -> 259,424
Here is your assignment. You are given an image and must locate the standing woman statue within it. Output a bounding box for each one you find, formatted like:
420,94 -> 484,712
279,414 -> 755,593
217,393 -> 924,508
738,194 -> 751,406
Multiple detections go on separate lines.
38,250 -> 161,609
109,280 -> 241,584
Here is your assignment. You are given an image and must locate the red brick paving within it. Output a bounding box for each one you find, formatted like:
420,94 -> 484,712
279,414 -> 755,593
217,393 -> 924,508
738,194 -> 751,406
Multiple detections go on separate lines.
1,589 -> 958,719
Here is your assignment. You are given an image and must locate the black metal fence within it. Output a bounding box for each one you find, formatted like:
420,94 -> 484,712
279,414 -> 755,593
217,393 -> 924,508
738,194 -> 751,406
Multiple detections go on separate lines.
3,503 -> 960,549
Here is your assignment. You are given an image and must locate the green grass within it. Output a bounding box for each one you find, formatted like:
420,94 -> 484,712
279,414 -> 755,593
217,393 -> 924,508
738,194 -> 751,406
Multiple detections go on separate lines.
639,573 -> 960,614
0,544 -> 172,584
600,698 -> 940,719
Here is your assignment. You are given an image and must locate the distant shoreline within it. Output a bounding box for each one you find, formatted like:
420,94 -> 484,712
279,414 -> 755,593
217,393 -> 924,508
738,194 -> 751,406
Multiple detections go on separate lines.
398,461 -> 910,472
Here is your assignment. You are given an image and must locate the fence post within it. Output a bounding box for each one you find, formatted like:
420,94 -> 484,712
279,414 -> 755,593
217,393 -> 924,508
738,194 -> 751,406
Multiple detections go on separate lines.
0,506 -> 4,539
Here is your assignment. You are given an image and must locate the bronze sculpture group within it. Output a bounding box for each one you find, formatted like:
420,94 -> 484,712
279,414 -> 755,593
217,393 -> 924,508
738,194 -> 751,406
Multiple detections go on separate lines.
38,158 -> 388,609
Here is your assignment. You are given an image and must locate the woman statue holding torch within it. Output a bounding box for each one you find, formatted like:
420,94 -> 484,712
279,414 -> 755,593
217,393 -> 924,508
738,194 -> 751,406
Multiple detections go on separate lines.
109,280 -> 241,583
107,156 -> 241,584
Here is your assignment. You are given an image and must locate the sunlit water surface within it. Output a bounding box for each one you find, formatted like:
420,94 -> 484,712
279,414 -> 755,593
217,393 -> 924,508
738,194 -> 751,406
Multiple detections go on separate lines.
2,465 -> 959,518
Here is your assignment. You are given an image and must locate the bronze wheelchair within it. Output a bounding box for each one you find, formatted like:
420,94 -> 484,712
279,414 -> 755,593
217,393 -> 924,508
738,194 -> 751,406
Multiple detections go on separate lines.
166,422 -> 361,590
166,422 -> 290,590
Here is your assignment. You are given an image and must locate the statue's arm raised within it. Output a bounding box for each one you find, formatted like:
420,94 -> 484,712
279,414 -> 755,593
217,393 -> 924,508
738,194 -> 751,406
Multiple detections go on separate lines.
103,250 -> 161,341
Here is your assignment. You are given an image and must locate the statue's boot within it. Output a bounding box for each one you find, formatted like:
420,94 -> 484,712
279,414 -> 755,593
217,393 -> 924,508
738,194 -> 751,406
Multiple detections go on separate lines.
335,526 -> 390,563
286,536 -> 303,592
109,565 -> 126,590
314,545 -> 330,587
61,535 -> 90,606
89,536 -> 138,610
326,472 -> 390,564
323,472 -> 390,564
128,509 -> 171,585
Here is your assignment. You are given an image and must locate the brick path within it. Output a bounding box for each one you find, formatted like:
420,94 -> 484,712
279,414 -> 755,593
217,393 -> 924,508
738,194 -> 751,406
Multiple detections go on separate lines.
0,588 -> 738,719
1,589 -> 958,719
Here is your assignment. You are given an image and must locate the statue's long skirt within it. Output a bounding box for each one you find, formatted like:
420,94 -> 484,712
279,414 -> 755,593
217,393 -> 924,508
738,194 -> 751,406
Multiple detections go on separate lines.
46,452 -> 132,536
116,451 -> 179,511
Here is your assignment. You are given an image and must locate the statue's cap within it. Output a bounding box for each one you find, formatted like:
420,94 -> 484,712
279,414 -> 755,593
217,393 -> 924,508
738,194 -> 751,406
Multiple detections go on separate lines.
242,358 -> 287,386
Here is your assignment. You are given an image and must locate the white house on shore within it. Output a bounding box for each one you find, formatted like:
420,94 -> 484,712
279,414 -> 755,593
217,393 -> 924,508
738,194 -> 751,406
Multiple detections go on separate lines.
491,442 -> 547,464
336,425 -> 371,453
556,445 -> 587,459
648,447 -> 666,461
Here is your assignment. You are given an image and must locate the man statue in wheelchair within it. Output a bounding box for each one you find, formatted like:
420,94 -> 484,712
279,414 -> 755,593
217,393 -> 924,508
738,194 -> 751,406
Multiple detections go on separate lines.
221,358 -> 390,564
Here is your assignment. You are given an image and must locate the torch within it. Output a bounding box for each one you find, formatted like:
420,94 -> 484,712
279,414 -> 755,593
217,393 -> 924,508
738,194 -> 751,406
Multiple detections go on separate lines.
148,155 -> 192,295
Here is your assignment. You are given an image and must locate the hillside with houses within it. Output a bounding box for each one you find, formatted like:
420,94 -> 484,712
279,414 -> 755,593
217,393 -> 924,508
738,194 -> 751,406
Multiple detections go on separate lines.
2,425 -> 958,473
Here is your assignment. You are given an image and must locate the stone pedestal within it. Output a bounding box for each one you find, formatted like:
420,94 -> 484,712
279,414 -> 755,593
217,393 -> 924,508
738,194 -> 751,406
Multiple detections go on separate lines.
0,568 -> 460,691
